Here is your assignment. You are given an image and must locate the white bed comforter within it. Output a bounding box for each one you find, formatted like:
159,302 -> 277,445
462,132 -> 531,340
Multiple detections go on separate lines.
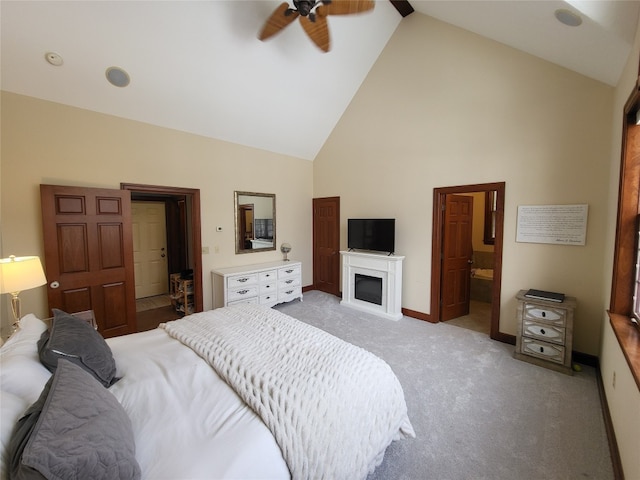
161,304 -> 415,480
107,327 -> 291,480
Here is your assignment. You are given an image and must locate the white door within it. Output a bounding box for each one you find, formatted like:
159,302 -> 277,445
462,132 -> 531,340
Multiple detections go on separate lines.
132,201 -> 168,298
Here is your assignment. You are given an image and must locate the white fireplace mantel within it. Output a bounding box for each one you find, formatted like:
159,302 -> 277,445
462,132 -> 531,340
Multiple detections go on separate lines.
340,250 -> 404,320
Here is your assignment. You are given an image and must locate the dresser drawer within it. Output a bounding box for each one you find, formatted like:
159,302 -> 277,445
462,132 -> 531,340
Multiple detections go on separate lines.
522,319 -> 565,345
279,286 -> 302,303
228,285 -> 258,302
260,293 -> 277,305
259,282 -> 277,295
228,273 -> 258,289
259,271 -> 277,283
520,337 -> 565,364
278,265 -> 301,280
279,276 -> 300,290
523,303 -> 567,327
228,296 -> 259,306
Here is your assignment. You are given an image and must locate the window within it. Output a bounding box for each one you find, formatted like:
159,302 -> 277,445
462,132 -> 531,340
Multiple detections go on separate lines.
483,191 -> 497,245
609,81 -> 640,389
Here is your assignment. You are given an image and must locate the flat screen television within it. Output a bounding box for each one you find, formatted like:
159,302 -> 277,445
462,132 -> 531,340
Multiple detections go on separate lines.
348,219 -> 395,254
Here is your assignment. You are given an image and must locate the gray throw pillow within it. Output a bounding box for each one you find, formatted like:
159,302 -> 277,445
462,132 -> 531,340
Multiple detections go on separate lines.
8,359 -> 140,480
37,309 -> 118,387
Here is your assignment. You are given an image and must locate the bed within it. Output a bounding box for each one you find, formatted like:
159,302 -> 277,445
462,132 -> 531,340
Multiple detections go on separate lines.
1,304 -> 415,480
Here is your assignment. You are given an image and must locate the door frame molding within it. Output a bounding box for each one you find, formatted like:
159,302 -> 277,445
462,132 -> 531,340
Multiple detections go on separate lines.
121,183 -> 203,313
430,182 -> 509,342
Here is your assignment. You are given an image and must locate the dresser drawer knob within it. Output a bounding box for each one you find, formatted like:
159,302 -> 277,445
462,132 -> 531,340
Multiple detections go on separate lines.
285,279 -> 293,284
541,311 -> 546,318
238,278 -> 249,283
539,346 -> 544,353
285,290 -> 294,295
238,289 -> 249,295
540,328 -> 546,335
285,269 -> 294,274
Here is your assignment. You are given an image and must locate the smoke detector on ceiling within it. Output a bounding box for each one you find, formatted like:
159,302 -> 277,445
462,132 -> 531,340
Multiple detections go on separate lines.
44,52 -> 63,66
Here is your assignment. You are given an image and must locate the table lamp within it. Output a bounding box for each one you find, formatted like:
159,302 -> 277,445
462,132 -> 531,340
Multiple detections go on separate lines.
0,255 -> 47,329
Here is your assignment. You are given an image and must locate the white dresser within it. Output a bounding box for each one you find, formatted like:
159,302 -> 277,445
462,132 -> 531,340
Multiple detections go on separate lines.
212,260 -> 303,309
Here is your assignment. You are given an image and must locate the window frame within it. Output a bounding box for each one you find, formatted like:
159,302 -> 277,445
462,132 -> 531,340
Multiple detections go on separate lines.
609,79 -> 640,391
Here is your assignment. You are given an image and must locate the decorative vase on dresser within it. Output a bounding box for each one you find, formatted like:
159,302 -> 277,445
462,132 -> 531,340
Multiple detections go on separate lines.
212,260 -> 302,309
514,289 -> 576,375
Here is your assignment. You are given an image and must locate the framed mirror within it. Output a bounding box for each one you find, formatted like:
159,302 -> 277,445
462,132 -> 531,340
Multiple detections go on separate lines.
234,191 -> 276,254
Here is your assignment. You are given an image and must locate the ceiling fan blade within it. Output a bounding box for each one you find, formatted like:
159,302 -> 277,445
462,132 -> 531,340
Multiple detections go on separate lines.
300,13 -> 330,52
259,2 -> 300,41
325,0 -> 375,15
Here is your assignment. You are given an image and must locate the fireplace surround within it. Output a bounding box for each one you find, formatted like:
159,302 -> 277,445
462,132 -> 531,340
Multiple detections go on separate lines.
340,251 -> 404,320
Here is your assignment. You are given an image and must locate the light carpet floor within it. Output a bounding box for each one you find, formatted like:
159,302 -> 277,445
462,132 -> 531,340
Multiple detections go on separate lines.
275,290 -> 613,480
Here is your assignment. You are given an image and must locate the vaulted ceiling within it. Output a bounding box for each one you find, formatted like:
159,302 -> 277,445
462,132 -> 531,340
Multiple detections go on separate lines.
2,1 -> 638,160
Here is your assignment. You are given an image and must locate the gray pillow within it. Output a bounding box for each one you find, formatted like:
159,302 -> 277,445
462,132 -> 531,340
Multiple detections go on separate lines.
37,309 -> 118,387
8,359 -> 140,480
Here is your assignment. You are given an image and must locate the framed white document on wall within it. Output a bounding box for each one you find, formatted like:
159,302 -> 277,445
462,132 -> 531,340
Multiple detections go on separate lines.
516,204 -> 588,246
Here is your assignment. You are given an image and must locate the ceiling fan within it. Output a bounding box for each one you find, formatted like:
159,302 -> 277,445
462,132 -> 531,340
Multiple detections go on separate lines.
259,0 -> 375,53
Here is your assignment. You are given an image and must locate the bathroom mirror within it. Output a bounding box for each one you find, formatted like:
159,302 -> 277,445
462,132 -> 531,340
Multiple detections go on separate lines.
234,191 -> 276,254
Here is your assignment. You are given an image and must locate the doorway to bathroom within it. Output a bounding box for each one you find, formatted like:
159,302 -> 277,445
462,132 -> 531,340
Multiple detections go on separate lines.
430,182 -> 509,343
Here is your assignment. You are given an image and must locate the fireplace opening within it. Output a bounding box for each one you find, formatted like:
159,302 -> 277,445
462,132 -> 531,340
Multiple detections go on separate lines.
354,273 -> 383,305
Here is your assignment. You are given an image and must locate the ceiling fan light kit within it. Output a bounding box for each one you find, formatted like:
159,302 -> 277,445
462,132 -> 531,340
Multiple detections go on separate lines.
259,0 -> 375,53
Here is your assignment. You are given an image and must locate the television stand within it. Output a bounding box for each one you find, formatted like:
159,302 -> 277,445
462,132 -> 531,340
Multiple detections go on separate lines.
340,251 -> 404,320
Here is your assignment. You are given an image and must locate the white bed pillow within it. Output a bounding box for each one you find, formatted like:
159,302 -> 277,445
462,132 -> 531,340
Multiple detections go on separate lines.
0,314 -> 53,478
1,315 -> 52,399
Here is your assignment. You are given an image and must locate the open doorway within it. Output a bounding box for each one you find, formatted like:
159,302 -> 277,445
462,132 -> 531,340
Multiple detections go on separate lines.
121,183 -> 203,332
430,182 -> 509,342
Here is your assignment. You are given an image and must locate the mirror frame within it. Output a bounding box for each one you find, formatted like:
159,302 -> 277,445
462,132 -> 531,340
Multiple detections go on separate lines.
234,191 -> 276,254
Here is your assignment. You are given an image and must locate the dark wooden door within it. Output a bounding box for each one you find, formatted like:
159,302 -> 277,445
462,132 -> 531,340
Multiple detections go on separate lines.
441,194 -> 473,321
313,197 -> 340,296
40,184 -> 137,338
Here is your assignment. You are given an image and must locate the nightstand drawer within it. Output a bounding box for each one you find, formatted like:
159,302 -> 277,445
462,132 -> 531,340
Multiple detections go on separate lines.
520,337 -> 565,364
228,273 -> 258,289
228,286 -> 258,302
522,319 -> 565,345
523,303 -> 567,327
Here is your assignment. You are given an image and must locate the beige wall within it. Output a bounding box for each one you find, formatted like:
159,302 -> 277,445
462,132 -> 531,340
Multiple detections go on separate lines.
2,10 -> 638,477
314,13 -> 613,356
600,9 -> 640,479
0,92 -> 314,335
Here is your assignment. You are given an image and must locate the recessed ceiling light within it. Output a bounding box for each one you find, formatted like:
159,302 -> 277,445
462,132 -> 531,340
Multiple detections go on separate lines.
44,52 -> 63,66
105,66 -> 130,88
554,9 -> 582,27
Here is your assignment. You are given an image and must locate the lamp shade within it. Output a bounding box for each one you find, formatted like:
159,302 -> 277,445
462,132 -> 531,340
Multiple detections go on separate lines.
0,256 -> 47,294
